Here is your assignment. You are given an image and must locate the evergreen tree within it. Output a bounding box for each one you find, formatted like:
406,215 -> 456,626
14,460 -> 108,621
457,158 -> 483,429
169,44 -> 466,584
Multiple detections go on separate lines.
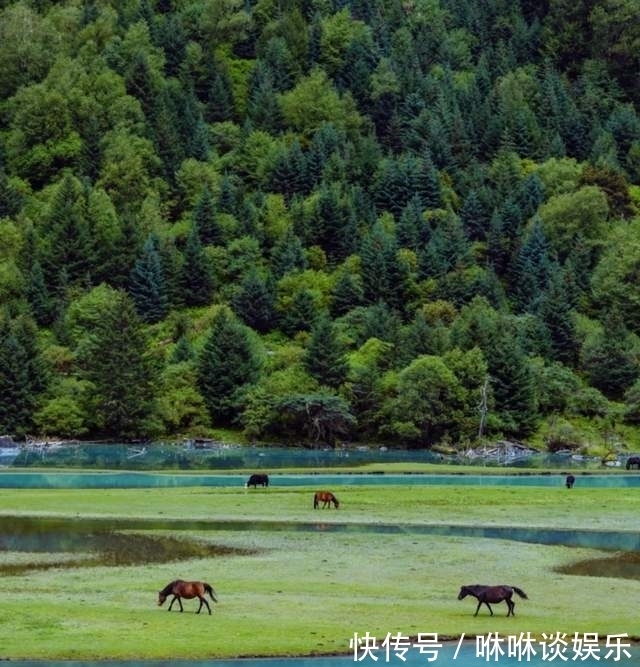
486,325 -> 538,436
129,234 -> 169,323
41,174 -> 91,293
193,186 -> 222,246
279,289 -> 317,337
538,268 -> 579,366
330,270 -> 364,317
582,312 -> 639,400
0,314 -> 48,436
304,315 -> 348,389
271,226 -> 307,278
198,308 -> 261,425
179,225 -> 213,307
459,189 -> 490,242
231,268 -> 276,334
81,290 -> 158,437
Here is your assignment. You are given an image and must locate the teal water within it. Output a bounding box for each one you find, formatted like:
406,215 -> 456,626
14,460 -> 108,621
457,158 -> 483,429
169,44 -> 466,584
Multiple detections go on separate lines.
0,471 -> 638,488
10,639 -> 640,666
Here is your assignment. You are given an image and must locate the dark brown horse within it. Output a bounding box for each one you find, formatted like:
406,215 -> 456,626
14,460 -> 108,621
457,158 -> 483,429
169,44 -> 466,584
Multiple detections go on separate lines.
158,579 -> 217,615
314,490 -> 339,509
458,584 -> 528,616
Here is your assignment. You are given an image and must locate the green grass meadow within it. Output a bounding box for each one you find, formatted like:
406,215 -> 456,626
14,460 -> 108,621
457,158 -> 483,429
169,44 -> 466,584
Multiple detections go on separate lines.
0,482 -> 638,659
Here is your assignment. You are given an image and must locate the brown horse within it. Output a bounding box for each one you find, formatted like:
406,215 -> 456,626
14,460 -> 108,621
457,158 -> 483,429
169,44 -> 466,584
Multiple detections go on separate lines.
314,491 -> 339,509
158,579 -> 217,615
458,584 -> 528,617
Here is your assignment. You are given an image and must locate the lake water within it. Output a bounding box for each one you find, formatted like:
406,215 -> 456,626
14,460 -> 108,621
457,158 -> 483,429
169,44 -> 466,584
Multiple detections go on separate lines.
9,638 -> 640,666
0,470 -> 638,488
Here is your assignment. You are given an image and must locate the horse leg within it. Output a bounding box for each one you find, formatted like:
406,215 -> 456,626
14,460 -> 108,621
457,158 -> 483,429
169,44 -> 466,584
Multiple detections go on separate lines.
507,598 -> 515,616
168,595 -> 178,611
474,600 -> 482,616
481,601 -> 493,616
199,596 -> 211,615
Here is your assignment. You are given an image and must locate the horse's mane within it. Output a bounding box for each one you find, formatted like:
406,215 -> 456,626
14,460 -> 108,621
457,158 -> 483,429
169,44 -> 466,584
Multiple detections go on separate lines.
159,579 -> 183,596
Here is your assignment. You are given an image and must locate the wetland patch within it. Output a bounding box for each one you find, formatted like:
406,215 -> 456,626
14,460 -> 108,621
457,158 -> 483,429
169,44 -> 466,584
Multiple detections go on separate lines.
556,551 -> 640,580
0,516 -> 258,575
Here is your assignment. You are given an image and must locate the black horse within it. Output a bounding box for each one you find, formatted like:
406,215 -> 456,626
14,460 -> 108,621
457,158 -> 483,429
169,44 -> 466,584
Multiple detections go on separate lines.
626,456 -> 640,470
565,474 -> 575,488
458,584 -> 528,617
246,473 -> 269,488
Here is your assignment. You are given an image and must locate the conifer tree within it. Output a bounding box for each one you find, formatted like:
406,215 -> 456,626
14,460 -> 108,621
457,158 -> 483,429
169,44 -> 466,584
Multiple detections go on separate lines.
0,314 -> 48,436
81,290 -> 158,437
193,186 -> 222,246
304,315 -> 348,389
129,234 -> 169,323
179,224 -> 213,307
271,226 -> 307,278
231,268 -> 276,334
198,309 -> 261,425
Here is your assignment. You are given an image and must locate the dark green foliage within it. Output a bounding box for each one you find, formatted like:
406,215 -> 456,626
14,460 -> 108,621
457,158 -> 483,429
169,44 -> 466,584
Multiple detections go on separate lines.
582,313 -> 639,400
179,224 -> 213,307
271,227 -> 307,278
197,309 -> 261,426
0,314 -> 48,436
192,186 -> 222,246
1,0 -> 640,446
79,290 -> 158,438
129,234 -> 169,323
272,393 -> 356,447
231,268 -> 276,334
304,315 -> 348,388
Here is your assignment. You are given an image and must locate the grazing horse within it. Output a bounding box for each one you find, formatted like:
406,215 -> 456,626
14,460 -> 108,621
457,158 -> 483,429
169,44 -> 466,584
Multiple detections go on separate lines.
626,456 -> 640,470
314,490 -> 339,509
565,474 -> 575,489
158,579 -> 217,615
246,473 -> 269,488
458,584 -> 528,617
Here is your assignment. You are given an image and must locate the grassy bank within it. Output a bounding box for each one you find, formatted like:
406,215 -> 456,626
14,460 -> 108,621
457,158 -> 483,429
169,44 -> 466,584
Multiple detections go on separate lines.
0,483 -> 638,659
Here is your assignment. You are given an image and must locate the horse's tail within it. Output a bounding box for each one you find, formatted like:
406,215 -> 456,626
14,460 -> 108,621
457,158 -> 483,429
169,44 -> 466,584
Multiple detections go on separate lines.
512,586 -> 528,599
204,583 -> 217,602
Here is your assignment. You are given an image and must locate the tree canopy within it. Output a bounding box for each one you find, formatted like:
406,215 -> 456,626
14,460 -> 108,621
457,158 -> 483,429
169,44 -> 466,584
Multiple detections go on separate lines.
1,0 -> 640,449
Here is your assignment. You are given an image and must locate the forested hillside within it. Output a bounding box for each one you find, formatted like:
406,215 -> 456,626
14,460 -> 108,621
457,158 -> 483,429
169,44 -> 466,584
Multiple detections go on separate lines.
1,0 -> 640,453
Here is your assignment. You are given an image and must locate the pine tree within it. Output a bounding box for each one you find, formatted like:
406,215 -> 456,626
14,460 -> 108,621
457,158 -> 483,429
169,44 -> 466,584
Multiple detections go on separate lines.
193,186 -> 222,246
304,315 -> 348,389
198,309 -> 261,425
42,174 -> 91,293
179,225 -> 213,307
330,271 -> 364,317
0,314 -> 48,436
81,290 -> 158,437
271,227 -> 307,278
129,234 -> 169,323
231,268 -> 276,334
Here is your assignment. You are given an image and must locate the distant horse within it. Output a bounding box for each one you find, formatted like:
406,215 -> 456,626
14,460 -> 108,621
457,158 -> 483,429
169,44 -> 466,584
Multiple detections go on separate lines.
565,474 -> 575,489
158,579 -> 217,615
458,584 -> 528,617
246,473 -> 269,488
314,491 -> 339,509
626,457 -> 640,470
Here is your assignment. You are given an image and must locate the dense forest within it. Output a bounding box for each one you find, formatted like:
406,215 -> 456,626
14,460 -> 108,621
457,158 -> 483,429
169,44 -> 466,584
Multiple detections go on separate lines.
1,0 -> 640,454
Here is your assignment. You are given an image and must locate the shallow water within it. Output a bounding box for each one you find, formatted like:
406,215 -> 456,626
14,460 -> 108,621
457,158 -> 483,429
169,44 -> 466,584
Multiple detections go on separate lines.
0,470 -> 638,488
10,639 -> 640,666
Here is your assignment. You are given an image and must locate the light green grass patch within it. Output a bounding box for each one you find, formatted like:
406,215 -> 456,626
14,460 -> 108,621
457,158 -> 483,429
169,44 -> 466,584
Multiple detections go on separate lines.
0,484 -> 637,659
